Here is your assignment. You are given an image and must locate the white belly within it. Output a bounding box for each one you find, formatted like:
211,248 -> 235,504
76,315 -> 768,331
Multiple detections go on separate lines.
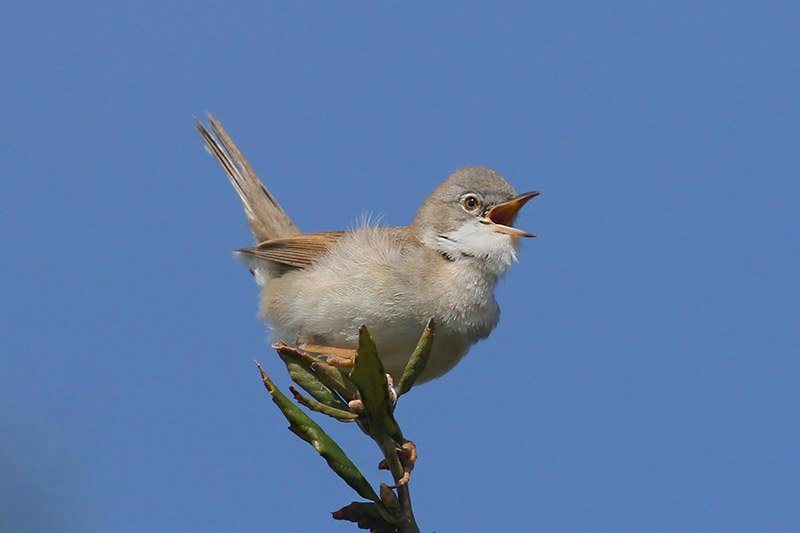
259,227 -> 505,383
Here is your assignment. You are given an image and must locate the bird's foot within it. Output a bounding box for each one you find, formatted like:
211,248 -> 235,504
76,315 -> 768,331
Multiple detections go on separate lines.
378,440 -> 417,486
386,373 -> 398,408
297,342 -> 357,368
298,343 -> 396,408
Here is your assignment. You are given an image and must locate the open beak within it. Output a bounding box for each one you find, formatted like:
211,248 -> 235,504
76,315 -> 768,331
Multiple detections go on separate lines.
482,191 -> 540,238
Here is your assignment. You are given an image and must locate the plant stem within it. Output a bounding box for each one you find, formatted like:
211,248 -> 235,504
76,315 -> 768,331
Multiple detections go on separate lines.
379,434 -> 419,533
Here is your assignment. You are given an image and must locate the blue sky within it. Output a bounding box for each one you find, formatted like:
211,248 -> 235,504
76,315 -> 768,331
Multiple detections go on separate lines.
2,2 -> 798,532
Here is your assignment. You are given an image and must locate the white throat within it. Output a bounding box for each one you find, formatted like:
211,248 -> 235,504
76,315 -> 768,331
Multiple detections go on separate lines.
424,220 -> 521,276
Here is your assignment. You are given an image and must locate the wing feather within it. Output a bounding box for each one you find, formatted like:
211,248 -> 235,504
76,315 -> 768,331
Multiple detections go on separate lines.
237,231 -> 347,269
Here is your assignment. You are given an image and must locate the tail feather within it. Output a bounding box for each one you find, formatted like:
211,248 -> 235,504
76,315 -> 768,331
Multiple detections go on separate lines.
196,114 -> 300,242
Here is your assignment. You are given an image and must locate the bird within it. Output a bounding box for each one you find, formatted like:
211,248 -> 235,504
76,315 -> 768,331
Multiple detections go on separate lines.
197,115 -> 539,384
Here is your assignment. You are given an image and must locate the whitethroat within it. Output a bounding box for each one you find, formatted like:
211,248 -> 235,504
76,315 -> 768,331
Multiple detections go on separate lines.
197,115 -> 539,383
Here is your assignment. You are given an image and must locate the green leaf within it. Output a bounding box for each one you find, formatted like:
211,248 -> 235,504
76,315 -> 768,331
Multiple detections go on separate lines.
289,386 -> 359,422
257,362 -> 379,502
396,318 -> 435,397
276,344 -> 350,411
349,326 -> 404,443
292,346 -> 358,400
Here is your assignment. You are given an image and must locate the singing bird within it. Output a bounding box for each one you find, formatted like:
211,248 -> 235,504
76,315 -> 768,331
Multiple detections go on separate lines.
197,115 -> 538,383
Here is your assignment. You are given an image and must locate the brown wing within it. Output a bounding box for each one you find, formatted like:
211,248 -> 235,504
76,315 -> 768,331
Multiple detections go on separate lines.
236,231 -> 348,269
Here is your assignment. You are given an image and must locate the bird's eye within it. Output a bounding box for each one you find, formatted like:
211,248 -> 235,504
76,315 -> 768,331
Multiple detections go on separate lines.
462,194 -> 480,211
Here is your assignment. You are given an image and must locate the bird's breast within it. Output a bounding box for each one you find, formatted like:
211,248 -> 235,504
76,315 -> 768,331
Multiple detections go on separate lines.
261,227 -> 504,382
424,257 -> 502,338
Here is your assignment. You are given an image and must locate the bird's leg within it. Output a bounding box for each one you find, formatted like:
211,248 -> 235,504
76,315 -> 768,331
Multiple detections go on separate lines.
297,342 -> 357,368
